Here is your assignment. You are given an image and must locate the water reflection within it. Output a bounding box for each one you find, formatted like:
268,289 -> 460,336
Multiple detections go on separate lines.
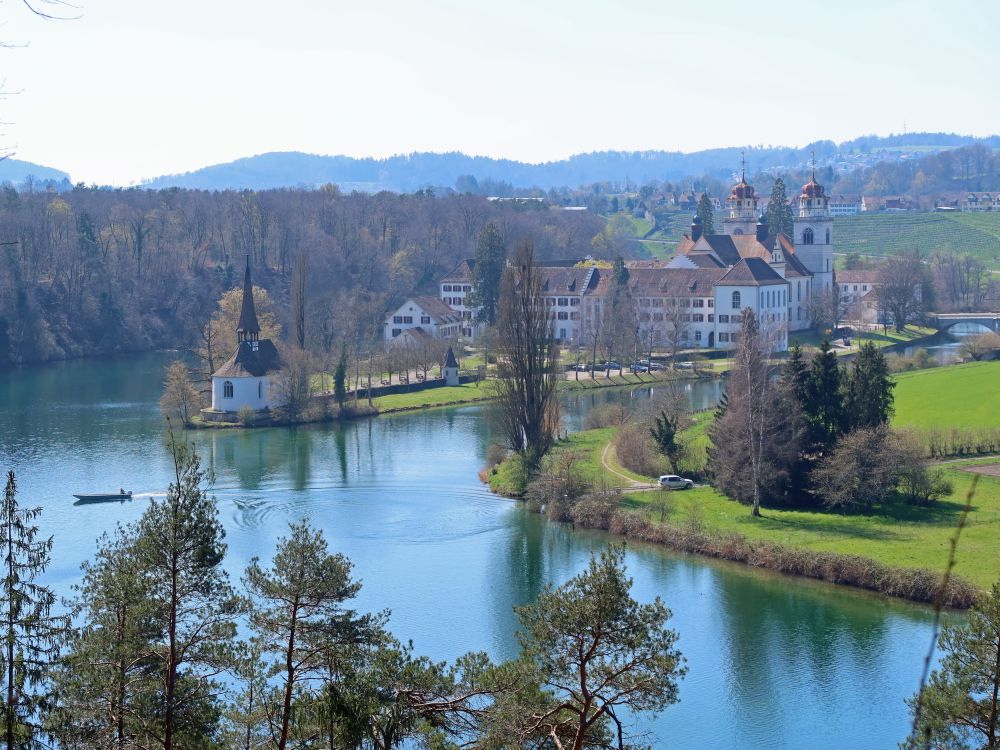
0,353 -> 943,750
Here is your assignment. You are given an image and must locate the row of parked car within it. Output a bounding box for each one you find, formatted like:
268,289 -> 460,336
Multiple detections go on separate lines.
570,359 -> 676,373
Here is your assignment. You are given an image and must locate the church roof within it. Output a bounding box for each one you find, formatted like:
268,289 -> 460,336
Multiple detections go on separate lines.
444,346 -> 459,368
715,258 -> 787,286
214,339 -> 281,378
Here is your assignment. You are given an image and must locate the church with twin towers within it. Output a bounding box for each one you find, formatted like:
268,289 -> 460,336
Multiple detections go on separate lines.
424,163 -> 839,353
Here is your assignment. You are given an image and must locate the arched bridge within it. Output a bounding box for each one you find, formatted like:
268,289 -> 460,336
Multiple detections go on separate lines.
928,312 -> 1000,333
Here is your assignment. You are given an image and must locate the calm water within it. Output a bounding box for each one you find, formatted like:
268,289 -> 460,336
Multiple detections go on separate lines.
0,354 -> 941,749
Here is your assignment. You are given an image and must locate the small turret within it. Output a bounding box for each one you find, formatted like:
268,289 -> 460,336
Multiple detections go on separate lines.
756,213 -> 768,242
443,346 -> 460,386
691,215 -> 703,242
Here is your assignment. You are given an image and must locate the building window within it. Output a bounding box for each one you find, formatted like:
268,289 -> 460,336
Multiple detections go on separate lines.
732,291 -> 741,309
391,328 -> 401,337
652,298 -> 663,307
557,311 -> 568,320
443,285 -> 452,292
420,316 -> 430,324
570,312 -> 580,320
719,332 -> 730,342
692,313 -> 704,322
695,330 -> 702,341
718,314 -> 729,323
707,299 -> 714,307
223,381 -> 234,398
802,227 -> 814,245
570,298 -> 580,306
826,229 -> 831,244
258,382 -> 262,399
693,299 -> 704,307
708,314 -> 714,322
393,315 -> 403,324
463,285 -> 471,292
558,298 -> 568,306
546,298 -> 556,306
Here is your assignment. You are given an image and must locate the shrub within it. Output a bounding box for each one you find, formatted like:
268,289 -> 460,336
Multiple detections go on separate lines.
584,403 -> 632,430
569,490 -> 620,530
614,423 -> 668,478
524,450 -> 588,519
888,347 -> 939,373
237,404 -> 256,426
485,443 -> 508,469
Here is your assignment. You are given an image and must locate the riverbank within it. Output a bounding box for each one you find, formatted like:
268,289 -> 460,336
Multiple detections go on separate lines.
192,369 -> 716,428
485,363 -> 1000,605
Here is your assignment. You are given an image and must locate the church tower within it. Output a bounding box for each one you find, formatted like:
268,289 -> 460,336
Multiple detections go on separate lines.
793,163 -> 834,293
724,155 -> 758,236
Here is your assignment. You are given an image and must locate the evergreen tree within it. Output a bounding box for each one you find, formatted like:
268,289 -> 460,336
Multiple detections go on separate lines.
50,532 -> 161,750
497,546 -> 685,748
133,436 -> 238,749
333,344 -> 348,409
904,582 -> 1000,749
695,193 -> 715,234
0,471 -> 66,750
650,410 -> 680,468
469,222 -> 507,327
781,344 -> 809,407
844,342 -> 895,431
765,177 -> 794,236
243,520 -> 381,750
803,341 -> 846,450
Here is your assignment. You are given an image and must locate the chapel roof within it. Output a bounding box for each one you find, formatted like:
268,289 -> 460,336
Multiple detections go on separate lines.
236,255 -> 260,336
214,339 -> 281,378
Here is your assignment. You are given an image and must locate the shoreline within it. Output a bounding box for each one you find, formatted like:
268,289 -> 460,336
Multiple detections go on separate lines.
188,369 -> 719,429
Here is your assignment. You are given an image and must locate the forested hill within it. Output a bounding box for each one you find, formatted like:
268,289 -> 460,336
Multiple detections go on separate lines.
141,133 -> 1000,193
0,187 -> 604,365
0,157 -> 71,188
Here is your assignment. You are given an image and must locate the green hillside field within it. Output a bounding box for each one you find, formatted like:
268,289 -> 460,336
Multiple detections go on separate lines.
833,211 -> 1000,268
646,209 -> 1000,268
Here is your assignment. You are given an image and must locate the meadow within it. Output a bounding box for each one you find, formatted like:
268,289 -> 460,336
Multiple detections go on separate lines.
892,360 -> 1000,429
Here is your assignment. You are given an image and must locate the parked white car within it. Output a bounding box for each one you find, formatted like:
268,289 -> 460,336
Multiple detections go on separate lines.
657,474 -> 694,490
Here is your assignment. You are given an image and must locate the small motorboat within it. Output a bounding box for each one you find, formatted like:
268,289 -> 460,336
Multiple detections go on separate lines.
73,490 -> 132,503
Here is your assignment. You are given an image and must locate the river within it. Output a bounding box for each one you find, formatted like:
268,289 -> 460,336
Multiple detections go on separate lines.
0,353 -> 943,749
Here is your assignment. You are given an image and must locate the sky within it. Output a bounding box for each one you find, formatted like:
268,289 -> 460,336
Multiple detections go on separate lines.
3,0 -> 999,185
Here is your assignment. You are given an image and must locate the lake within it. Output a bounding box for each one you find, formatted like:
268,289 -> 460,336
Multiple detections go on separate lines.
0,353 -> 942,749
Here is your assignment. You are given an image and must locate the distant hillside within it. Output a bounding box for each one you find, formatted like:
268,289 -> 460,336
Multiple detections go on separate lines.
0,157 -> 70,187
142,133 -> 1000,193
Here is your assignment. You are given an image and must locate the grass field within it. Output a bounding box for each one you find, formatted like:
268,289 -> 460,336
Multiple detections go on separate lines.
892,360 -> 1000,429
788,325 -> 935,352
372,383 -> 492,412
622,462 -> 1000,588
645,209 -> 1000,269
833,212 -> 1000,269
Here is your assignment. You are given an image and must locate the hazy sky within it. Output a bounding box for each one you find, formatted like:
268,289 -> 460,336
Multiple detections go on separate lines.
3,0 -> 998,185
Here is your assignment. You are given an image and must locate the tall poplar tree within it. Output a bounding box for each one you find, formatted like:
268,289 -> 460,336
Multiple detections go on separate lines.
695,193 -> 715,235
469,222 -> 507,327
0,471 -> 66,750
765,177 -> 794,236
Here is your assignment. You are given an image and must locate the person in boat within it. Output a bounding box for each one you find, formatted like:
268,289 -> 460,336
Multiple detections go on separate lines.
120,487 -> 126,495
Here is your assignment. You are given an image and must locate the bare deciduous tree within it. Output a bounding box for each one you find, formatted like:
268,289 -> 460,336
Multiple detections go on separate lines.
492,241 -> 560,464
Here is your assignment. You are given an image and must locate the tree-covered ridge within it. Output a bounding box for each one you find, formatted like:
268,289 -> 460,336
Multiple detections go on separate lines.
0,187 -> 602,364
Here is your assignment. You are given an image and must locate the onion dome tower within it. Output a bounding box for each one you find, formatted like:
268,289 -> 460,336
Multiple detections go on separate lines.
793,154 -> 834,293
724,152 -> 759,236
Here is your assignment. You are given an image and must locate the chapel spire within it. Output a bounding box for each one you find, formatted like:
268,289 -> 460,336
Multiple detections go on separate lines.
236,255 -> 260,343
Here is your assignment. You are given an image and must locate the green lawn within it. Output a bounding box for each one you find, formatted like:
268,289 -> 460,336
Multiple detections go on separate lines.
892,360 -> 1000,429
373,383 -> 492,412
788,325 -> 935,352
622,464 -> 1000,588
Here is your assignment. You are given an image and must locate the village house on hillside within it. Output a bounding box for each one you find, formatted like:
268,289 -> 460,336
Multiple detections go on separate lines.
384,169 -> 841,353
384,296 -> 463,342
